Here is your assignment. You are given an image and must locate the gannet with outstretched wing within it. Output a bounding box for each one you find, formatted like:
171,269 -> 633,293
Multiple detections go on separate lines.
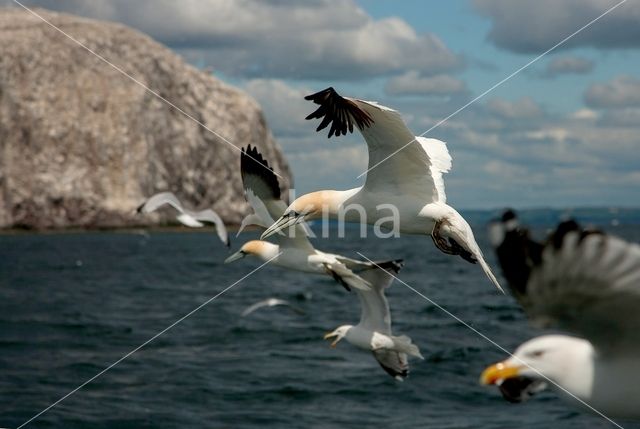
261,87 -> 502,292
225,145 -> 402,292
324,262 -> 423,380
481,213 -> 640,419
137,191 -> 229,247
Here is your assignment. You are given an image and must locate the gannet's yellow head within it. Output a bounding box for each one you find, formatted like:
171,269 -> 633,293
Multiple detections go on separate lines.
224,240 -> 268,263
260,191 -> 338,240
323,325 -> 352,348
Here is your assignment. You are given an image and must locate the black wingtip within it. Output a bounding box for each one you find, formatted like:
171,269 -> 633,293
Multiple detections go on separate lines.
240,144 -> 281,200
304,87 -> 374,138
136,201 -> 145,213
375,259 -> 404,274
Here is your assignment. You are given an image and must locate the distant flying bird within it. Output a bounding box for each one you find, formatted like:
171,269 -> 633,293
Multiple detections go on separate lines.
481,212 -> 640,419
226,145 -> 403,292
137,191 -> 229,247
241,298 -> 305,317
260,87 -> 502,293
324,262 -> 423,380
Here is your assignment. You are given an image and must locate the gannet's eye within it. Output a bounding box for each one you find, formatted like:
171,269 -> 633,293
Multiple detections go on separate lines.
528,350 -> 545,358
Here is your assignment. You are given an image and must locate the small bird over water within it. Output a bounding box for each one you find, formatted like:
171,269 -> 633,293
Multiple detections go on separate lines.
137,191 -> 229,247
324,261 -> 423,380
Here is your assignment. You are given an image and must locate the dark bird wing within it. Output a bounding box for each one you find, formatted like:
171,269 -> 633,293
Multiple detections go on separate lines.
372,349 -> 409,380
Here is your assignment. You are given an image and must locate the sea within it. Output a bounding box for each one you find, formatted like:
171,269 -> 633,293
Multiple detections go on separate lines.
2,208 -> 640,429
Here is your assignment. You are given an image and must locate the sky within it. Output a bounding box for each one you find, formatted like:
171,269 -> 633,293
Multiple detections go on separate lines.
4,0 -> 640,209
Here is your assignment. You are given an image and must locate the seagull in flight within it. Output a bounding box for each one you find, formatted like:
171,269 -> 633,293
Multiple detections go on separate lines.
225,145 -> 402,292
241,298 -> 305,317
137,191 -> 229,247
261,87 -> 502,292
481,212 -> 640,419
324,262 -> 423,380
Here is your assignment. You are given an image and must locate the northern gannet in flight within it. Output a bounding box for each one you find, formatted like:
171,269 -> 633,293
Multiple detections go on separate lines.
481,212 -> 640,419
137,191 -> 229,247
261,87 -> 502,292
324,262 -> 424,380
241,298 -> 305,317
225,145 -> 402,292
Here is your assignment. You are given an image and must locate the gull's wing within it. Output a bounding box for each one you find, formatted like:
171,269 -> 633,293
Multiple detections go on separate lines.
305,87 -> 452,203
372,349 -> 409,380
241,145 -> 314,251
354,266 -> 399,335
137,192 -> 185,214
187,209 -> 229,247
241,298 -> 305,317
508,220 -> 640,355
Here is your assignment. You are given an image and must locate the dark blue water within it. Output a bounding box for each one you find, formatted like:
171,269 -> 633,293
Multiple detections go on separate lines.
2,222 -> 640,429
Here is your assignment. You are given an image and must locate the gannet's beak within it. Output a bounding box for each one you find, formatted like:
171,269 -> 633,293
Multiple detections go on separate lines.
261,212 -> 304,240
323,331 -> 340,348
224,250 -> 245,264
480,361 -> 521,385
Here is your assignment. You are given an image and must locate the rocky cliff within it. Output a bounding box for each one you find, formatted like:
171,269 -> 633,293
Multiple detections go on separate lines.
0,7 -> 292,229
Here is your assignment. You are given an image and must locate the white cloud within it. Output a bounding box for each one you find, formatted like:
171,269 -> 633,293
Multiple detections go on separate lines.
541,55 -> 594,78
384,71 -> 467,97
474,0 -> 640,53
570,108 -> 599,120
243,79 -> 310,138
485,97 -> 543,119
13,0 -> 461,80
584,75 -> 640,108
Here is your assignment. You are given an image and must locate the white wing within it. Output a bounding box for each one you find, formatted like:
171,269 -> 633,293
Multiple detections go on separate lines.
305,87 -> 451,203
354,268 -> 396,335
138,192 -> 229,246
241,146 -> 314,251
137,192 -> 184,214
187,209 -> 229,247
241,298 -> 304,317
176,213 -> 205,228
526,229 -> 640,355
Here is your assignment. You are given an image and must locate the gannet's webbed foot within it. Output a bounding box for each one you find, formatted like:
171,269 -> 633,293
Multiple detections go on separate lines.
432,221 -> 478,264
431,221 -> 456,255
449,239 -> 477,264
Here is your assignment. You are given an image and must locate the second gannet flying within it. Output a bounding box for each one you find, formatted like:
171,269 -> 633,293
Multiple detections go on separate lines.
324,262 -> 423,380
261,87 -> 502,292
137,191 -> 229,247
225,145 -> 402,292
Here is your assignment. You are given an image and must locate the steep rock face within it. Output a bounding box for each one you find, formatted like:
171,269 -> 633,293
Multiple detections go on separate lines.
0,7 -> 292,229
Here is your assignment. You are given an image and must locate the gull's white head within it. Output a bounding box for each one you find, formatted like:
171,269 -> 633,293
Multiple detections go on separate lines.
323,325 -> 353,348
224,240 -> 278,263
481,335 -> 594,397
260,191 -> 339,240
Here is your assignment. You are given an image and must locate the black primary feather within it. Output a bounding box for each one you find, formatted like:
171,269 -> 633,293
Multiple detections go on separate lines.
304,87 -> 374,138
240,145 -> 281,200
